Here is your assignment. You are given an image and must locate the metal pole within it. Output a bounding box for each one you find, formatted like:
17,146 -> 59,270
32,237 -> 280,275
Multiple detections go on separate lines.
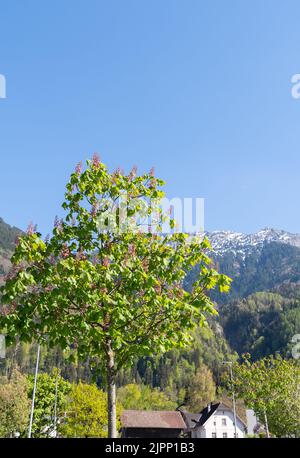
223,361 -> 237,438
28,344 -> 41,438
230,363 -> 238,438
53,370 -> 59,438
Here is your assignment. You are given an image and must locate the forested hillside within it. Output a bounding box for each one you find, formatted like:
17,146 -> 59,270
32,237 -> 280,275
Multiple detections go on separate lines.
221,286 -> 300,359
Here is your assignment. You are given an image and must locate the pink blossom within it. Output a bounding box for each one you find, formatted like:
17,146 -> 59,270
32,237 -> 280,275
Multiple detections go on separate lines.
91,202 -> 99,218
142,259 -> 149,272
26,221 -> 35,235
115,166 -> 124,175
129,165 -> 137,181
45,284 -> 55,292
54,216 -> 63,232
75,161 -> 82,175
102,256 -> 109,267
76,248 -> 86,261
61,243 -> 70,259
128,244 -> 136,256
154,284 -> 162,294
92,153 -> 101,168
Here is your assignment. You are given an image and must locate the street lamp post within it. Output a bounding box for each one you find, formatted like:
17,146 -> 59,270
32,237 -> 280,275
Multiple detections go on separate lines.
223,361 -> 237,438
53,369 -> 59,438
28,344 -> 41,438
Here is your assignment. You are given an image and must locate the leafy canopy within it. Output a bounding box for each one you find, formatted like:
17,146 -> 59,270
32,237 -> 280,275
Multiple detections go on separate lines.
0,157 -> 231,371
0,369 -> 30,438
27,369 -> 71,438
61,382 -> 121,438
184,364 -> 216,412
225,354 -> 300,437
117,383 -> 176,410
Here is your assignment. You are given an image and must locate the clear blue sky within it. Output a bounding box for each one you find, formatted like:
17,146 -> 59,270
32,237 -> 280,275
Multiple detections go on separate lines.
1,0 -> 300,236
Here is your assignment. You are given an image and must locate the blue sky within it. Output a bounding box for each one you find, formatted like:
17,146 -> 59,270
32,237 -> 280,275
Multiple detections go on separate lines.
1,0 -> 300,235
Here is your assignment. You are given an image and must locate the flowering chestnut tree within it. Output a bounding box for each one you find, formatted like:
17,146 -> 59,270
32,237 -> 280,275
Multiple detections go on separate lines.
0,156 -> 231,437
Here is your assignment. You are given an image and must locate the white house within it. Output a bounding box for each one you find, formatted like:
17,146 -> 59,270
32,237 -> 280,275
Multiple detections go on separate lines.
182,402 -> 247,438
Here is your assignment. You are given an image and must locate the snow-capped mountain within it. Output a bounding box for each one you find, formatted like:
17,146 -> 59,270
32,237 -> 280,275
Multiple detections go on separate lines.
185,227 -> 300,305
205,228 -> 300,258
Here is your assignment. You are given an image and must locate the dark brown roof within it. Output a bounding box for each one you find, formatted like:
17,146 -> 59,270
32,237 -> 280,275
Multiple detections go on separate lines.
121,410 -> 187,429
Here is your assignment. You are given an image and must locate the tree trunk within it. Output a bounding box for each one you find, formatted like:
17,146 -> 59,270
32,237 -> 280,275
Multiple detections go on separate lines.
106,342 -> 117,438
264,409 -> 270,438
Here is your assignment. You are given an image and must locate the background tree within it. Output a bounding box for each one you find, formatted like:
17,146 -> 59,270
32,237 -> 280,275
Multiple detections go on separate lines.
218,392 -> 247,426
184,364 -> 216,412
61,382 -> 120,437
0,369 -> 30,437
117,383 -> 176,410
0,156 -> 231,437
225,354 -> 300,437
27,369 -> 71,437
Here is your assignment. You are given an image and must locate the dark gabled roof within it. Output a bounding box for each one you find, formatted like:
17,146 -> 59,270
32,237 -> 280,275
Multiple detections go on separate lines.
181,402 -> 247,430
180,403 -> 219,430
121,410 -> 187,429
198,402 -> 220,426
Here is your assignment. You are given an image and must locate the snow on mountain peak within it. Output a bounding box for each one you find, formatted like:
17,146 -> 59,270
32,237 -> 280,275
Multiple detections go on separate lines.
205,228 -> 300,257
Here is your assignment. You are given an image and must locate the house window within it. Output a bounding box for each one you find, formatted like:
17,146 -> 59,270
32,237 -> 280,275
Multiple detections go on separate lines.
223,432 -> 228,438
213,420 -> 216,426
222,418 -> 227,426
212,432 -> 217,438
234,433 -> 239,438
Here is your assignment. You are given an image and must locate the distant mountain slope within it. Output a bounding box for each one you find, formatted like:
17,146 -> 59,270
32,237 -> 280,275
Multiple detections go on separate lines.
185,229 -> 300,305
184,228 -> 300,359
0,217 -> 23,278
207,228 -> 300,257
0,217 -> 23,251
212,241 -> 300,303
